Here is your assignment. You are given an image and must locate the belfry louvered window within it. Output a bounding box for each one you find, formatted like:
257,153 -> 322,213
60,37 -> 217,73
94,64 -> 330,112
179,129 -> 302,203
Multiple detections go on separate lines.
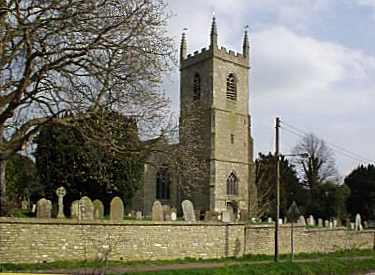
226,73 -> 237,100
193,73 -> 201,100
227,172 -> 239,195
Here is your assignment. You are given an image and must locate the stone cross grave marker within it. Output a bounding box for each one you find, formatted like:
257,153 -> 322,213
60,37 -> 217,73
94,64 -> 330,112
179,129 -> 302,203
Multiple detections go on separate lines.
36,198 -> 52,219
79,196 -> 94,221
56,186 -> 66,219
93,199 -> 104,219
110,197 -> 124,221
152,200 -> 164,221
181,200 -> 196,222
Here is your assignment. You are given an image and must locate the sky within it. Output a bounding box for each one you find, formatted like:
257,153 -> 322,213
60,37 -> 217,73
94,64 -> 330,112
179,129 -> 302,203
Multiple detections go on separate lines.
162,0 -> 375,178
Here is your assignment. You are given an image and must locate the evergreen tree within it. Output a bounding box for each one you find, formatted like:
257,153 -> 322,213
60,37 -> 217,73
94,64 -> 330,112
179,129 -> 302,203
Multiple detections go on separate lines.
34,112 -> 144,214
345,164 -> 375,221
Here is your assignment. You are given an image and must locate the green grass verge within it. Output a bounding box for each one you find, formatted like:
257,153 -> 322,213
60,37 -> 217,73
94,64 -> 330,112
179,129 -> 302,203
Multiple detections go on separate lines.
1,249 -> 375,273
128,258 -> 375,275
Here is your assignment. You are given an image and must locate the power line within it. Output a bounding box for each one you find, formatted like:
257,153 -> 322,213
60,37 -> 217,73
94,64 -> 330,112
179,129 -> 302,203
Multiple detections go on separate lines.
280,120 -> 375,164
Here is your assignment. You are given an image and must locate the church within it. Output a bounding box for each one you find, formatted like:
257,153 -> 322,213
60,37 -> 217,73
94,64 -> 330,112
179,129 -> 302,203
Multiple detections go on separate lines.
133,17 -> 257,219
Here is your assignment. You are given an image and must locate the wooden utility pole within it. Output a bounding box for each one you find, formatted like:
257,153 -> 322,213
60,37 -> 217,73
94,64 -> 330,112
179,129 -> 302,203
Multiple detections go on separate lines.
274,117 -> 280,262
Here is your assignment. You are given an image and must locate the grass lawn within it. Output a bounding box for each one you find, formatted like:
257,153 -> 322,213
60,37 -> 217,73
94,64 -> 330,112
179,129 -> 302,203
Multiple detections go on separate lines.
1,249 -> 375,274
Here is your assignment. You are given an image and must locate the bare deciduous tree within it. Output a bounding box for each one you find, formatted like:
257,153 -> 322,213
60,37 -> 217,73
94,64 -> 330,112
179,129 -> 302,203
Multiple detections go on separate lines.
0,0 -> 173,213
293,133 -> 338,190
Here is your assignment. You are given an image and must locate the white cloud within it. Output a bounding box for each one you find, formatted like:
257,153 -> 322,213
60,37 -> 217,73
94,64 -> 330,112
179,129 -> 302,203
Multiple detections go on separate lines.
164,1 -> 375,176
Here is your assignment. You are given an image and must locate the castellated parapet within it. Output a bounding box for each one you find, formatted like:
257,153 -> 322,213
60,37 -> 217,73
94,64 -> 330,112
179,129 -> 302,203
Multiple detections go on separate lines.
181,45 -> 249,70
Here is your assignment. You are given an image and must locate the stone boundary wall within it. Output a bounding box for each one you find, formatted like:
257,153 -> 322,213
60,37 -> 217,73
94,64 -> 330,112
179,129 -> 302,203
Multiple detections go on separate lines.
245,225 -> 375,255
0,218 -> 374,263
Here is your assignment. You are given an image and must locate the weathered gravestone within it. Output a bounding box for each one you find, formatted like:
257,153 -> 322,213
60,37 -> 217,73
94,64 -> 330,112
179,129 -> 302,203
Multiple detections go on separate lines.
36,198 -> 52,219
205,210 -> 219,222
267,217 -> 273,224
110,197 -> 124,221
181,200 -> 196,222
152,201 -> 164,221
93,199 -> 104,219
333,219 -> 337,228
324,220 -> 329,228
222,210 -> 233,223
71,200 -> 79,218
355,213 -> 362,231
318,218 -> 323,227
56,186 -> 66,219
308,215 -> 315,226
298,216 -> 306,226
162,205 -> 171,221
136,211 -> 143,220
171,211 -> 177,221
79,196 -> 94,221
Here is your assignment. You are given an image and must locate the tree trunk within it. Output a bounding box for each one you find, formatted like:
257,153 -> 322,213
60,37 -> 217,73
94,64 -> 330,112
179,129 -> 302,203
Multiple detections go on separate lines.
0,159 -> 6,215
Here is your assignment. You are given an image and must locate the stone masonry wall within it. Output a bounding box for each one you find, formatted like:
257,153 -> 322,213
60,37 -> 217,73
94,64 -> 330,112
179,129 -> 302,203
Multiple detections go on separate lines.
0,218 -> 374,264
245,225 -> 375,255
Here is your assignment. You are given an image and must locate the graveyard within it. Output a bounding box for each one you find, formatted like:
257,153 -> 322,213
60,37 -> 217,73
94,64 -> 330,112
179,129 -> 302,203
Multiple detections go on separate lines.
0,187 -> 374,265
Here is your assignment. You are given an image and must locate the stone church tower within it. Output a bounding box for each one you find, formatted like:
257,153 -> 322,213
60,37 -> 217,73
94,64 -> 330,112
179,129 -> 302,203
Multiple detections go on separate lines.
179,17 -> 256,217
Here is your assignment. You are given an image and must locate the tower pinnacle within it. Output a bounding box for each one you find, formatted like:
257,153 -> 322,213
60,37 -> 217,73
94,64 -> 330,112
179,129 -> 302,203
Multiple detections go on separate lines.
180,31 -> 187,61
210,15 -> 218,48
243,26 -> 250,57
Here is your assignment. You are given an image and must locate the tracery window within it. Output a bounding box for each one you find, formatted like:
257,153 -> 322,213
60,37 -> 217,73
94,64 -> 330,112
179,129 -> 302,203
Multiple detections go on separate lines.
227,172 -> 239,195
156,167 -> 170,200
226,73 -> 237,100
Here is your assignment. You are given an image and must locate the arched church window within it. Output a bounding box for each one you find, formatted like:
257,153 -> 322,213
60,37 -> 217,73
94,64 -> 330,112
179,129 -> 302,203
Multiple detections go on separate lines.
193,73 -> 201,100
227,172 -> 239,195
156,167 -> 170,200
226,73 -> 237,101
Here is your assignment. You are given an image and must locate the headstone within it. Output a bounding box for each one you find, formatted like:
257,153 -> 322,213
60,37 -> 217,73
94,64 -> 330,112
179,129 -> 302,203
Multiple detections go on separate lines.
56,186 -> 66,219
333,219 -> 337,228
359,224 -> 363,231
36,198 -> 52,219
152,201 -> 164,221
181,200 -> 196,222
136,211 -> 143,220
110,197 -> 124,221
71,200 -> 79,218
31,204 -> 36,213
308,215 -> 315,226
355,213 -> 361,231
93,199 -> 104,219
278,218 -> 283,225
350,222 -> 355,230
318,218 -> 323,227
162,205 -> 171,220
267,217 -> 273,224
21,199 -> 29,210
364,221 -> 368,229
324,220 -> 329,228
222,210 -> 232,223
298,216 -> 306,225
79,196 -> 94,221
171,211 -> 177,221
329,221 -> 333,229
204,210 -> 218,222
